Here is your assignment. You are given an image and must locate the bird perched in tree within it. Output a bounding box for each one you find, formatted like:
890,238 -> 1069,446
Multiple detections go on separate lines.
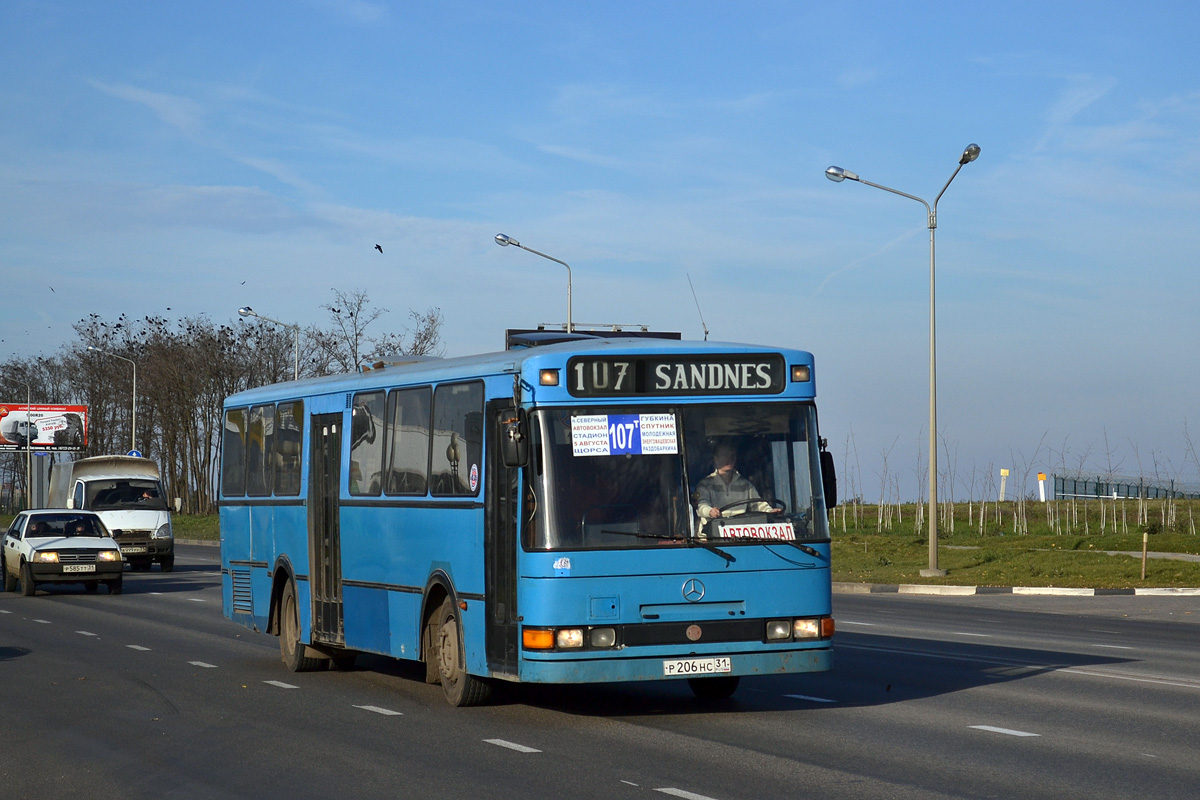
374,244 -> 383,253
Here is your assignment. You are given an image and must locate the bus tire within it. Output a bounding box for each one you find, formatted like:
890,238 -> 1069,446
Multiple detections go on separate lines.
688,676 -> 740,700
280,580 -> 322,672
434,597 -> 491,707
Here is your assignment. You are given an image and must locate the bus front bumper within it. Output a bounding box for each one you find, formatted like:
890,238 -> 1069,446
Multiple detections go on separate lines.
512,646 -> 831,685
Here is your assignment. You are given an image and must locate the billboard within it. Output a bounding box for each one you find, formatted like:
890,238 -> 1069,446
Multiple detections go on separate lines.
0,404 -> 88,452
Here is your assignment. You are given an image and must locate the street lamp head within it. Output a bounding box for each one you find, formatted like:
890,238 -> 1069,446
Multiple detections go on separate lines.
959,143 -> 981,165
825,166 -> 859,183
494,233 -> 518,247
238,307 -> 254,317
87,345 -> 98,352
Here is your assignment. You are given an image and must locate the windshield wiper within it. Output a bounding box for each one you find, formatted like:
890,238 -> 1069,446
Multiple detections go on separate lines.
597,529 -> 736,564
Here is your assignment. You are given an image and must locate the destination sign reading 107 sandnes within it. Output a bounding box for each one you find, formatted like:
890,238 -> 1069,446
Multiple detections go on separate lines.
565,354 -> 786,397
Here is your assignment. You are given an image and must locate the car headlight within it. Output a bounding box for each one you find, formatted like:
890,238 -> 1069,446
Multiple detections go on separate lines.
34,551 -> 60,563
153,522 -> 173,539
97,550 -> 121,562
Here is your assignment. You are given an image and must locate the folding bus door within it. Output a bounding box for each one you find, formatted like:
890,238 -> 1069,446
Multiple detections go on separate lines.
484,401 -> 520,674
309,412 -> 344,647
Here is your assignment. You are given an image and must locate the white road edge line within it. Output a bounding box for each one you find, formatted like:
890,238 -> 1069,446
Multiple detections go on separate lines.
264,680 -> 299,689
33,619 -> 51,624
784,694 -> 836,703
126,645 -> 151,651
484,739 -> 541,753
1059,669 -> 1200,690
188,661 -> 218,669
1090,644 -> 1135,650
354,705 -> 402,716
76,630 -> 98,637
970,725 -> 1040,737
654,789 -> 722,800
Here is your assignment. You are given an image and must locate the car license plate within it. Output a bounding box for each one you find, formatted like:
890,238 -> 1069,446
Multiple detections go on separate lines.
63,564 -> 96,573
122,546 -> 147,554
663,656 -> 732,676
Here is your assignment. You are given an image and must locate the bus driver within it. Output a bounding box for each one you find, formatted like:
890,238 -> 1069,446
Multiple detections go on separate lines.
694,442 -> 771,531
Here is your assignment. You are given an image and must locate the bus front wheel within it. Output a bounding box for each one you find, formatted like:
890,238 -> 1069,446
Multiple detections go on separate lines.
280,580 -> 322,672
433,598 -> 491,707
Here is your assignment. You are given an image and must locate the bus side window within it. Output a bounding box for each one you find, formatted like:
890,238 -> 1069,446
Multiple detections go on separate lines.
385,387 -> 431,495
274,400 -> 304,496
222,408 -> 247,497
246,404 -> 275,497
350,391 -> 385,496
430,382 -> 483,497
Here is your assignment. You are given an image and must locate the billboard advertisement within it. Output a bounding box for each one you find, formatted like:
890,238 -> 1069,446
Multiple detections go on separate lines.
0,404 -> 88,452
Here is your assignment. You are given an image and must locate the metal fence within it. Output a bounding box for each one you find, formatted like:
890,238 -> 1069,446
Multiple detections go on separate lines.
1053,473 -> 1200,501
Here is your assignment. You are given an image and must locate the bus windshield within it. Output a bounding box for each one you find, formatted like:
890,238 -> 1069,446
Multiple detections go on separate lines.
530,402 -> 828,550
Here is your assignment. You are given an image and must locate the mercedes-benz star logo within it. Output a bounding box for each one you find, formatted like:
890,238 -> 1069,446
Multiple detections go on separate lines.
682,578 -> 705,603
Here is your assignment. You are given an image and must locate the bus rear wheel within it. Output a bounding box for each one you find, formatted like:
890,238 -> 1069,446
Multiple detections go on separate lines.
280,580 -> 322,672
688,675 -> 740,700
433,598 -> 491,707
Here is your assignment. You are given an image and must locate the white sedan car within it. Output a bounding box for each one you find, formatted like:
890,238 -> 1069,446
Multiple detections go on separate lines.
2,510 -> 124,595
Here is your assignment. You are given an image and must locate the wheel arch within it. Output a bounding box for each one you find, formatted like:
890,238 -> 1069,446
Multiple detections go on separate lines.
267,554 -> 299,636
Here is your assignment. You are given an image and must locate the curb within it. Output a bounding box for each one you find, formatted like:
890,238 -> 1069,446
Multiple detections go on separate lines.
833,582 -> 1200,597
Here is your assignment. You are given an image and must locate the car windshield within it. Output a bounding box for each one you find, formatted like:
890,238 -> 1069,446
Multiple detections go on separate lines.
25,515 -> 105,538
85,479 -> 169,510
526,402 -> 829,550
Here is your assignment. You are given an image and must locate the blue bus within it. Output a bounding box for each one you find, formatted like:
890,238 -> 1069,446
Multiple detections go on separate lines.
219,332 -> 837,705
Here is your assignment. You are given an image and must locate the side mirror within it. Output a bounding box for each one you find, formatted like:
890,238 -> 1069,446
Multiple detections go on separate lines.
500,409 -> 529,468
820,450 -> 838,509
66,497 -> 75,509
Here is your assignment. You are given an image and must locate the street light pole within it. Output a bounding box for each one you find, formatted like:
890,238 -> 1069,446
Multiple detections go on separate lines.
826,143 -> 980,577
87,345 -> 137,454
239,307 -> 300,380
494,233 -> 573,333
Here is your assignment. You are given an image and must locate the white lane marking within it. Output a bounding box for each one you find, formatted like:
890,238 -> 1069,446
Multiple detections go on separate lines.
0,609 -> 11,614
621,781 -> 639,787
784,694 -> 836,703
264,680 -> 299,689
126,645 -> 151,651
355,705 -> 402,716
970,725 -> 1040,737
149,592 -> 163,595
953,632 -> 991,637
189,598 -> 206,602
34,619 -> 51,624
484,739 -> 541,753
76,630 -> 98,637
837,620 -> 875,626
655,789 -> 722,800
1090,644 -> 1134,650
188,661 -> 218,669
1060,669 -> 1200,690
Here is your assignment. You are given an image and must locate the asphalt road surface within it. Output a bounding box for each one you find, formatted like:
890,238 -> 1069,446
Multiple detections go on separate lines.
2,544 -> 1197,799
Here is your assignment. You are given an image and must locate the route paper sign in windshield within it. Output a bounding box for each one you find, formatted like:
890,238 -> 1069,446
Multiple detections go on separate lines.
570,413 -> 678,457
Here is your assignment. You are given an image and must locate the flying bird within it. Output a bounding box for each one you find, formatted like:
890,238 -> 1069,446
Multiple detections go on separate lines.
375,244 -> 383,253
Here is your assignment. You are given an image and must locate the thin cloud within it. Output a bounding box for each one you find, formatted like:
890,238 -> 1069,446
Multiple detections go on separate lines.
86,79 -> 205,136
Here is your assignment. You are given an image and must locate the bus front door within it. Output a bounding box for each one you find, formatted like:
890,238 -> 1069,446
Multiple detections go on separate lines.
309,413 -> 344,647
485,402 -> 520,675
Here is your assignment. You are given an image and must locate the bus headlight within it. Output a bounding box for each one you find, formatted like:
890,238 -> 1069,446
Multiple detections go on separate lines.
766,620 -> 792,640
589,628 -> 617,648
793,619 -> 822,639
556,628 -> 585,649
34,551 -> 59,563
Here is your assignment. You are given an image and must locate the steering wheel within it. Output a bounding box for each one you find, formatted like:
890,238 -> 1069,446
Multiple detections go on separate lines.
717,497 -> 786,515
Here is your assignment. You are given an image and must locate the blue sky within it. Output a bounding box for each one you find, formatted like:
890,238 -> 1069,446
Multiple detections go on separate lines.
3,1 -> 1198,501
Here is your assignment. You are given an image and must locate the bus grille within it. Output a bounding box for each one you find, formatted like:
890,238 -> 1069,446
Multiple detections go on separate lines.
231,569 -> 253,614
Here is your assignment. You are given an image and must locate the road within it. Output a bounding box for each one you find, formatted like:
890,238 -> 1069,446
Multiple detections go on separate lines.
2,544 -> 1197,800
